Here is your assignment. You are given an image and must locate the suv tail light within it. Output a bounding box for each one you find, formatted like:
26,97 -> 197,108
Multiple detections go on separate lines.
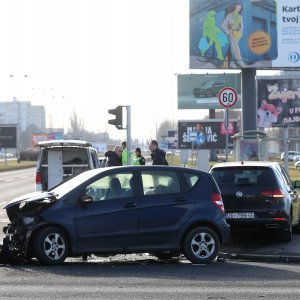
261,189 -> 284,198
36,172 -> 42,185
212,193 -> 225,212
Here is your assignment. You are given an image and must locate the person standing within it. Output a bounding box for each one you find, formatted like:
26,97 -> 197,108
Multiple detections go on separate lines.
221,2 -> 246,68
149,140 -> 168,165
132,147 -> 146,165
121,141 -> 134,165
104,145 -> 123,167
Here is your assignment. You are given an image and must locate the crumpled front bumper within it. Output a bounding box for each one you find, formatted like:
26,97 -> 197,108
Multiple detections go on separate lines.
0,224 -> 30,264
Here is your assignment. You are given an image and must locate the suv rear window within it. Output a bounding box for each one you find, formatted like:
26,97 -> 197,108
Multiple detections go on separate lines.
41,148 -> 88,165
211,167 -> 277,187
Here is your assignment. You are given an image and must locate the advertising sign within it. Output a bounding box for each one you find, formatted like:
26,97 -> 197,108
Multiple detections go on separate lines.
0,126 -> 17,148
190,0 -> 300,69
32,133 -> 48,148
92,143 -> 107,153
240,140 -> 259,161
160,137 -> 169,151
178,73 -> 241,109
167,130 -> 178,149
178,120 -> 237,150
257,77 -> 300,128
31,132 -> 64,148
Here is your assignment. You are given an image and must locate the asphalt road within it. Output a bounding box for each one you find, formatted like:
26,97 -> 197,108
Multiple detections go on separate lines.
1,169 -> 300,298
1,256 -> 300,299
0,167 -> 35,226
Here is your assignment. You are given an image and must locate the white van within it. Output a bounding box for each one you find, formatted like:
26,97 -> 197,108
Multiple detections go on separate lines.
36,140 -> 100,191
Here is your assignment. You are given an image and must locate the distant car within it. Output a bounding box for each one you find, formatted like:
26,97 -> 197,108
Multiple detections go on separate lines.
293,155 -> 300,162
210,161 -> 300,242
295,161 -> 300,169
0,152 -> 14,158
1,165 -> 230,265
280,151 -> 300,161
193,80 -> 227,98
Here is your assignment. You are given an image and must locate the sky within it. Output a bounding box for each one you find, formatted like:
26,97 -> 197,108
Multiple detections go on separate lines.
0,0 -> 280,142
0,0 -> 208,140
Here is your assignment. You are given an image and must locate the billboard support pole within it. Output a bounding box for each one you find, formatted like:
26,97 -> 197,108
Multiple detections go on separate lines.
242,69 -> 257,133
209,109 -> 217,161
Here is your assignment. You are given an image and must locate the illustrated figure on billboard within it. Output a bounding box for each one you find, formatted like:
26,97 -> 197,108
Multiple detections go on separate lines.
257,99 -> 282,128
198,10 -> 227,61
195,123 -> 206,145
240,141 -> 258,161
221,2 -> 246,68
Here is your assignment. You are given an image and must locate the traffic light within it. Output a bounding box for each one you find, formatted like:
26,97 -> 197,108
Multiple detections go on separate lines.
108,106 -> 123,129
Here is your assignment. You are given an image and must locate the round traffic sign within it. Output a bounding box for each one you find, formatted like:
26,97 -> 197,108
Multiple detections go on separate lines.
218,87 -> 238,108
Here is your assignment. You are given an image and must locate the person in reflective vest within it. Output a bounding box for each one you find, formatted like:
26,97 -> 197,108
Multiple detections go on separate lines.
121,141 -> 134,165
132,147 -> 146,165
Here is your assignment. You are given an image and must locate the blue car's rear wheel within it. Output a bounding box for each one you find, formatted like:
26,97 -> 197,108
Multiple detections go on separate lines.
183,226 -> 219,264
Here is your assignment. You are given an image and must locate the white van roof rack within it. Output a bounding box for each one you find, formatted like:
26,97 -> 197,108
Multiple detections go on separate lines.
37,139 -> 92,148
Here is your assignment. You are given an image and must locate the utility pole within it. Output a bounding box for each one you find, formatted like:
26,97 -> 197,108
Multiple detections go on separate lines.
108,105 -> 132,165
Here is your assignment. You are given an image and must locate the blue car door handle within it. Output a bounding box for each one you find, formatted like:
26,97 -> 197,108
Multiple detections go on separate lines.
124,202 -> 137,208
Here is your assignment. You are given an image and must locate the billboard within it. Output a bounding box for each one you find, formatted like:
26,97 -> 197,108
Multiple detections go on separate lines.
31,132 -> 64,148
257,77 -> 300,128
167,130 -> 178,149
0,126 -> 17,148
178,73 -> 241,109
190,0 -> 300,69
178,120 -> 236,150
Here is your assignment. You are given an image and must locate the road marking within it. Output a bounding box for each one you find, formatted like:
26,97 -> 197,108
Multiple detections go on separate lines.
0,202 -> 7,206
0,219 -> 9,223
4,179 -> 14,182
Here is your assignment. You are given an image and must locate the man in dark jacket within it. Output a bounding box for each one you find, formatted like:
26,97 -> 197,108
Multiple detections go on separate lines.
104,145 -> 123,167
149,140 -> 168,165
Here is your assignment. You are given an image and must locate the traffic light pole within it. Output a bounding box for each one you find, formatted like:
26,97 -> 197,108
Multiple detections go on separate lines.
126,105 -> 131,165
108,105 -> 131,165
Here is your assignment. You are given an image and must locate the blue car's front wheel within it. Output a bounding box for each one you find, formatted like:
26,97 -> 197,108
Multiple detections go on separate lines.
34,226 -> 69,266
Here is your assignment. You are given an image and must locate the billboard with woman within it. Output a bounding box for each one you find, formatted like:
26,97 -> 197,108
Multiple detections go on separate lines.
190,0 -> 300,69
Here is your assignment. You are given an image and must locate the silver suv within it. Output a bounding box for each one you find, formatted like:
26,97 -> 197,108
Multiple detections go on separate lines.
35,140 -> 100,191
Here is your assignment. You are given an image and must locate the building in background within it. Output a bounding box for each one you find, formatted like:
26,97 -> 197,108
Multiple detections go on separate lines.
0,97 -> 45,131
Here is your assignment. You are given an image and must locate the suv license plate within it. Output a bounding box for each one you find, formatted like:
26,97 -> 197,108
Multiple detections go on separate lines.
226,212 -> 255,219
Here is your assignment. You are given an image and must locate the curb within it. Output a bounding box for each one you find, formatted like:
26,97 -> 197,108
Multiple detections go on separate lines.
219,252 -> 300,263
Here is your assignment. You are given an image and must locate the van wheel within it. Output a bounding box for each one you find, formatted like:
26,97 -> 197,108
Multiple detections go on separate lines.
151,251 -> 180,260
34,227 -> 68,266
183,226 -> 219,264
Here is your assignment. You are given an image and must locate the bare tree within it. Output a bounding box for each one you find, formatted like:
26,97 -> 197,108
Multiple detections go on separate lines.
68,109 -> 85,138
156,119 -> 176,145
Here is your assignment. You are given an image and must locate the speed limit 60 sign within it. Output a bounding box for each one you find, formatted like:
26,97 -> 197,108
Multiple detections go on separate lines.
218,87 -> 238,108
